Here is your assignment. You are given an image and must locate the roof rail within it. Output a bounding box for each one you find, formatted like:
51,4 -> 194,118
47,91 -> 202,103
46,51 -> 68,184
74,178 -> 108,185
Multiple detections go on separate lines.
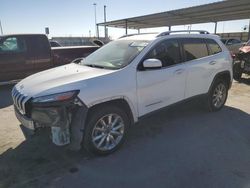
119,32 -> 158,39
157,30 -> 210,37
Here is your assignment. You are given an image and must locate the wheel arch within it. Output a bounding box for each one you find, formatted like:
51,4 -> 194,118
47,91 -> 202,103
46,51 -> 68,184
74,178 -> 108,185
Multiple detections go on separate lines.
208,70 -> 232,93
87,97 -> 138,125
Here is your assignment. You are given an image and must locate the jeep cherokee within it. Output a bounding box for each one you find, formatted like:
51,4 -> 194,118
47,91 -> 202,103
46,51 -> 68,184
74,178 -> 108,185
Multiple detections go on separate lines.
12,30 -> 233,155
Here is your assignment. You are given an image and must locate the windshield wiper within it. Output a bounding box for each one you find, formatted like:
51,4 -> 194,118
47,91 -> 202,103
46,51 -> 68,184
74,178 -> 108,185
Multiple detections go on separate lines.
84,64 -> 105,69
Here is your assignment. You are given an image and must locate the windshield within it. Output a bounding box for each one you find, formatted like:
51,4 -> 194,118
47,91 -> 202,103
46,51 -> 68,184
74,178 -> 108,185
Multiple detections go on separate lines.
80,40 -> 149,69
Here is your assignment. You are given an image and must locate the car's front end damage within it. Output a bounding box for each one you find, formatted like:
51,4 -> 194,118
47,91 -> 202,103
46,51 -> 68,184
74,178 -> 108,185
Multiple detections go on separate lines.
12,87 -> 88,150
11,62 -> 117,150
233,45 -> 250,80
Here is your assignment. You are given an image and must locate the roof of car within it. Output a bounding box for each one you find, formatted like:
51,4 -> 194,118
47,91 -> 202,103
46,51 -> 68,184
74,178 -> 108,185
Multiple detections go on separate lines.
119,32 -> 220,41
0,33 -> 47,37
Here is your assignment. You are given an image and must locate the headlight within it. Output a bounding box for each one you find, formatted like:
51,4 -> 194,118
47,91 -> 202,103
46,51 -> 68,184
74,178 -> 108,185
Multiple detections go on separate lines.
32,90 -> 79,103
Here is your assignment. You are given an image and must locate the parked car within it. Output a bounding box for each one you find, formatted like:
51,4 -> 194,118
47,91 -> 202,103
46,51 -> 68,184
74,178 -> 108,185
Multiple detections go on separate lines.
221,38 -> 244,54
12,30 -> 233,155
0,34 -> 99,84
233,40 -> 250,80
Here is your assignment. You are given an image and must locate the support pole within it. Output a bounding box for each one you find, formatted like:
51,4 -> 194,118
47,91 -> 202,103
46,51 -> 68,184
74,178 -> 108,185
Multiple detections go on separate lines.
0,20 -> 3,35
248,19 -> 250,41
214,22 -> 217,34
93,3 -> 97,37
97,24 -> 99,38
104,5 -> 107,38
169,26 -> 171,31
138,28 -> 140,34
125,20 -> 128,35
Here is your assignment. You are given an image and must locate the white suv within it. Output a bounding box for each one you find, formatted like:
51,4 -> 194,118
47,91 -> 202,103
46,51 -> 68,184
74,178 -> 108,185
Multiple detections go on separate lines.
12,30 -> 233,155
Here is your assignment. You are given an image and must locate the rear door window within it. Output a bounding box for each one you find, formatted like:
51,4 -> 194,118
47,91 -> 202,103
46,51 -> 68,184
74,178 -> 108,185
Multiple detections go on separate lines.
181,38 -> 208,61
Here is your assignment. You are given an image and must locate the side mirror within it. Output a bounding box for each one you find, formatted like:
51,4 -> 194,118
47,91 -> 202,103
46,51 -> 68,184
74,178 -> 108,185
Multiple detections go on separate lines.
72,58 -> 84,64
143,59 -> 162,69
92,39 -> 104,47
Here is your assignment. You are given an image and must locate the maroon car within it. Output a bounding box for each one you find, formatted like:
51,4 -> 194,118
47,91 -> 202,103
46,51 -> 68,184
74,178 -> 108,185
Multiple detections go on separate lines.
0,34 -> 99,84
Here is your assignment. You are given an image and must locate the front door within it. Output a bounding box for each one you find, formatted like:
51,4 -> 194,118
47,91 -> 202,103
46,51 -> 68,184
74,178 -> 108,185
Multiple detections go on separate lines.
136,39 -> 187,116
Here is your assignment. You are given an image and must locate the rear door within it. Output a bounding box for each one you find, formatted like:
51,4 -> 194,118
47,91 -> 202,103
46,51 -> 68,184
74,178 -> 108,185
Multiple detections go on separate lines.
0,36 -> 31,82
182,38 -> 221,98
136,39 -> 187,116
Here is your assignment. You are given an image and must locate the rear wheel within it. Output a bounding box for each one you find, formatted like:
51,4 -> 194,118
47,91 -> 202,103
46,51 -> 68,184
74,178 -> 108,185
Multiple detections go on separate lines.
206,79 -> 228,112
83,105 -> 129,155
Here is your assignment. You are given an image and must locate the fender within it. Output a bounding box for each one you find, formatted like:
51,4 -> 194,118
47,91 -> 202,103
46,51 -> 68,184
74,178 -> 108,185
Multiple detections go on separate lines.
208,70 -> 232,93
87,95 -> 138,123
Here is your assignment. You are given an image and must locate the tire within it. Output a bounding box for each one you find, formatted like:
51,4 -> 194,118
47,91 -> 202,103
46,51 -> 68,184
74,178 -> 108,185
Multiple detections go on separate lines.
83,105 -> 129,155
233,63 -> 242,81
206,79 -> 228,112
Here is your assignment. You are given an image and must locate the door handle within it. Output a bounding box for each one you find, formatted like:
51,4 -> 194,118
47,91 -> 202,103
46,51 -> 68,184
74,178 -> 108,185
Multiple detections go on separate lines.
209,61 -> 217,65
174,69 -> 184,75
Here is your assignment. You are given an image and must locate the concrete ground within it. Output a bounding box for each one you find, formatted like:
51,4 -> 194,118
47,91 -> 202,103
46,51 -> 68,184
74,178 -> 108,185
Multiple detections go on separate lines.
0,76 -> 250,188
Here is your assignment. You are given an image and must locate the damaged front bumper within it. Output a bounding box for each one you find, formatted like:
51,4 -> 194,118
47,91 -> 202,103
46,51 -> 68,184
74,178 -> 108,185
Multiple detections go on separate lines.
14,97 -> 88,150
32,106 -> 71,146
15,106 -> 35,131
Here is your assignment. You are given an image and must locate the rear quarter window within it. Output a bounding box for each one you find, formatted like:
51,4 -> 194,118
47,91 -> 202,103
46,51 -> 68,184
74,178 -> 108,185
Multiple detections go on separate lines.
205,39 -> 222,55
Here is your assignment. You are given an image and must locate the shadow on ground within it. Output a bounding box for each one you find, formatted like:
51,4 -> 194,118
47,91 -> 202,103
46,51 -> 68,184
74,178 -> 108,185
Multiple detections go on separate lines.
0,85 -> 14,108
0,129 -> 88,188
1,101 -> 250,188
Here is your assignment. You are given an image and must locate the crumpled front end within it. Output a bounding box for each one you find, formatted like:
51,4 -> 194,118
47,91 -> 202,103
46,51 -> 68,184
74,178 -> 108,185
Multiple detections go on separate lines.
12,86 -> 88,150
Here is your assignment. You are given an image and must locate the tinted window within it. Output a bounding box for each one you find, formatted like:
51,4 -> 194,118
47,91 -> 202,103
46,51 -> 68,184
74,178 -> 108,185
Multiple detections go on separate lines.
232,39 -> 241,44
146,39 -> 181,67
182,38 -> 208,61
0,37 -> 26,53
206,39 -> 222,55
227,39 -> 241,45
50,41 -> 61,47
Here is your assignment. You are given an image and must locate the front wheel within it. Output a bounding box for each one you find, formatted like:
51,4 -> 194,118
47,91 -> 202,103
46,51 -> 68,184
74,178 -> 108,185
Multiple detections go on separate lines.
206,79 -> 228,112
83,105 -> 129,155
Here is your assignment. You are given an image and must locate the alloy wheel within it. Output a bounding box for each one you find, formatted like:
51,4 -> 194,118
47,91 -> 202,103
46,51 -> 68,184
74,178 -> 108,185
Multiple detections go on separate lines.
91,113 -> 124,151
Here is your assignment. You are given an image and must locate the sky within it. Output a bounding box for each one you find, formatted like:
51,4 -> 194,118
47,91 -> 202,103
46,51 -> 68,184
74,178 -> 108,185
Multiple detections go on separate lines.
0,0 -> 249,39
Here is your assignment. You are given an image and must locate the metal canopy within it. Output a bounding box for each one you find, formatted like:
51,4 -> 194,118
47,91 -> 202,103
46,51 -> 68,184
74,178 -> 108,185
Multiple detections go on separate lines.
98,0 -> 250,29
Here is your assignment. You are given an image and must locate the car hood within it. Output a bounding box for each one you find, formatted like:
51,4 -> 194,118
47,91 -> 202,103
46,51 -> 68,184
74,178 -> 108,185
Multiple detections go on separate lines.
15,63 -> 115,97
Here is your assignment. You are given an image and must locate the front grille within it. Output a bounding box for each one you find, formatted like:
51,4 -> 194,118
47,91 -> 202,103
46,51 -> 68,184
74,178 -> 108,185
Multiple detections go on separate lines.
12,87 -> 29,115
